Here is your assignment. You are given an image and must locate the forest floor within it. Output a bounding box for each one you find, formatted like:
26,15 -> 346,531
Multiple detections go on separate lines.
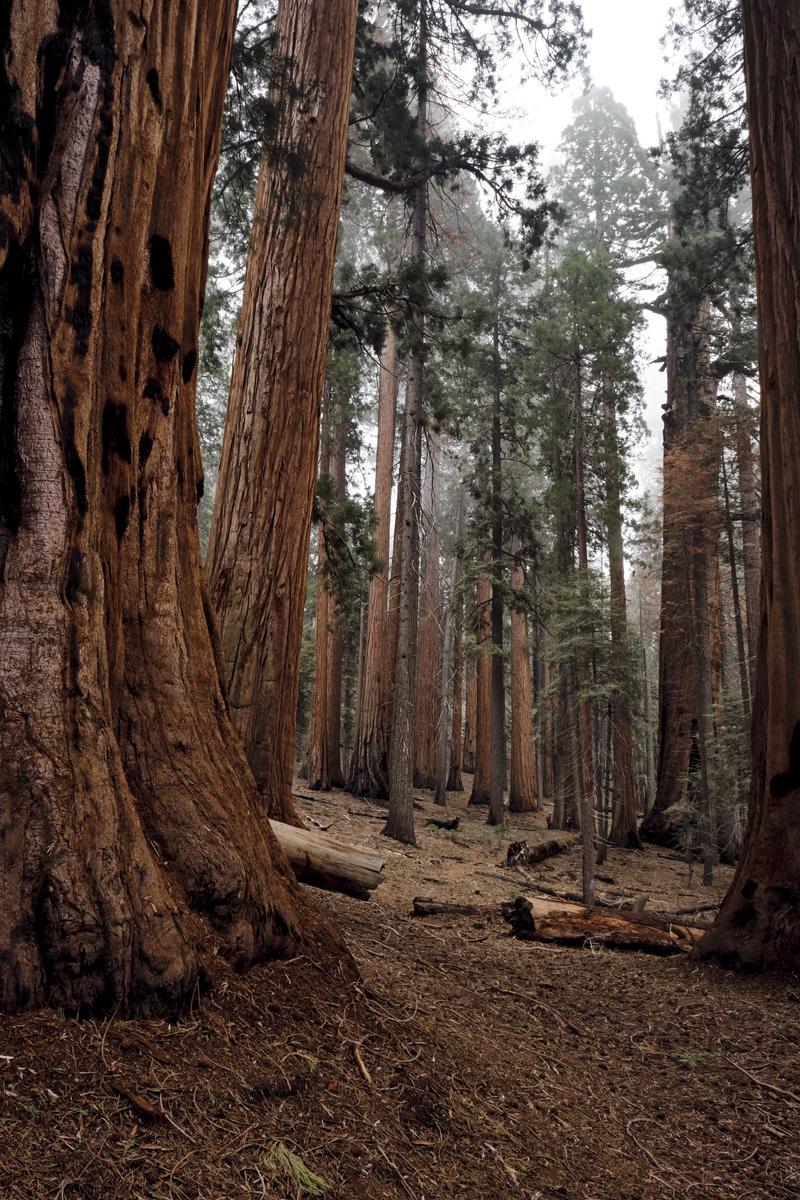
2,782 -> 800,1200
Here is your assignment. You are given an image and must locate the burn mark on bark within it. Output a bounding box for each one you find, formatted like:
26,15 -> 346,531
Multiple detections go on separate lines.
110,257 -> 124,284
742,879 -> 758,899
62,388 -> 88,517
36,35 -> 70,179
149,235 -> 174,291
731,902 -> 755,928
152,327 -> 179,363
146,68 -> 163,109
65,547 -> 90,604
114,492 -> 131,538
67,246 -> 93,355
196,476 -> 204,503
0,8 -> 34,202
58,0 -> 117,73
85,72 -> 115,222
144,377 -> 169,416
101,401 -> 131,473
138,431 -> 153,466
118,358 -> 126,381
181,349 -> 197,383
769,722 -> 800,798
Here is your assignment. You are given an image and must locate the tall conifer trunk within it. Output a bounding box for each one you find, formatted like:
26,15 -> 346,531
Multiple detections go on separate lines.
488,306 -> 507,825
574,360 -> 594,899
641,298 -> 710,843
348,327 -> 397,797
414,441 -> 440,789
384,401 -> 407,754
0,0 -> 339,1014
463,659 -> 477,773
700,0 -> 800,969
470,576 -> 493,805
447,597 -> 465,791
326,415 -> 347,788
509,539 -> 538,812
384,4 -> 429,845
604,385 -> 641,848
733,372 -> 760,683
308,426 -> 332,792
206,0 -> 359,825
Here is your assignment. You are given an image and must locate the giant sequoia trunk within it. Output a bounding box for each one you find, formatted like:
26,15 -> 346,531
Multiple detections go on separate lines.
0,0 -> 340,1015
509,539 -> 538,813
700,0 -> 800,970
348,327 -> 397,798
206,0 -> 359,825
641,297 -> 714,844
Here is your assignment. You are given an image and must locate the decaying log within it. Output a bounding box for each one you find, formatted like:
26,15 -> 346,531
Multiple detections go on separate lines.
501,895 -> 704,955
411,896 -> 488,918
506,837 -> 576,868
269,820 -> 385,900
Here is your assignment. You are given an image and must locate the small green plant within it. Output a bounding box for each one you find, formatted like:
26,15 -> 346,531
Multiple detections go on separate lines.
264,1140 -> 330,1197
673,1049 -> 720,1069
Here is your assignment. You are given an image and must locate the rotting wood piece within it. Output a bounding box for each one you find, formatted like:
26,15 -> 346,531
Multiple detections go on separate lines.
501,896 -> 704,955
269,821 -> 385,900
506,837 -> 576,868
412,897 -> 489,918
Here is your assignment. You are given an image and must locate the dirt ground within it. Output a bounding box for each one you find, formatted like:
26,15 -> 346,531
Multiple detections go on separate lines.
2,782 -> 799,1199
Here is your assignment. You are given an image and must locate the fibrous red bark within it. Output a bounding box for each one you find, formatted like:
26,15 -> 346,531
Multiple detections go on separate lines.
0,0 -> 340,1015
206,0 -> 359,825
700,0 -> 800,970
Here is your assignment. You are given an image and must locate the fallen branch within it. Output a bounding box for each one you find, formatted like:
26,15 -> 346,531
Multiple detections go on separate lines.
269,819 -> 385,900
726,1057 -> 800,1105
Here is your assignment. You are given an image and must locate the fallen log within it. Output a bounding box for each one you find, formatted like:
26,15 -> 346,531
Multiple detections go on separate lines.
506,837 -> 576,868
501,895 -> 704,955
411,897 -> 488,918
269,820 -> 385,900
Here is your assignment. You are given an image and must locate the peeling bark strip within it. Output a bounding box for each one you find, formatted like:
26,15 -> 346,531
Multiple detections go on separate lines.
0,0 -> 341,1016
206,0 -> 360,825
700,0 -> 800,971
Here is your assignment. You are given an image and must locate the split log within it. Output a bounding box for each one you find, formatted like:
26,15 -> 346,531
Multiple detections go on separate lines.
501,896 -> 704,955
269,820 -> 385,900
506,837 -> 576,868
